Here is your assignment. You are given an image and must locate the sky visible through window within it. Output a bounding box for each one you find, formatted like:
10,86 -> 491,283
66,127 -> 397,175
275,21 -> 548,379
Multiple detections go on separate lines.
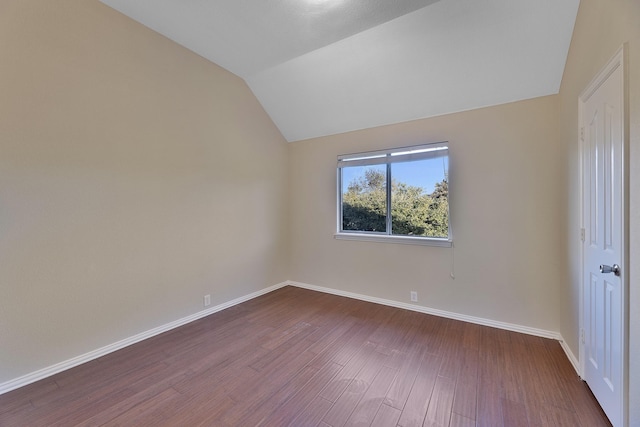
341,156 -> 448,195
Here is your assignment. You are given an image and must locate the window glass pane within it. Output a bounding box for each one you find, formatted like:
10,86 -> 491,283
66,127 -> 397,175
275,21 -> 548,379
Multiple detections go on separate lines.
390,157 -> 448,238
341,165 -> 387,232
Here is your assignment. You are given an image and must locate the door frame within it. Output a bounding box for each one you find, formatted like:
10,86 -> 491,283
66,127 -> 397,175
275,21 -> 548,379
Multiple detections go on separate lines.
578,44 -> 629,426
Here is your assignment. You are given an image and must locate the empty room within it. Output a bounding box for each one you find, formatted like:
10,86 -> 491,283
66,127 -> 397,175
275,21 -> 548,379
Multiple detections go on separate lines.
1,0 -> 638,426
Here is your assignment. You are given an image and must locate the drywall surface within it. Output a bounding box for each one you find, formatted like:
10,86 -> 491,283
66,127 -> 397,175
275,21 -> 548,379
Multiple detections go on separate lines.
248,0 -> 579,142
289,96 -> 563,333
0,1 -> 289,384
557,0 -> 640,423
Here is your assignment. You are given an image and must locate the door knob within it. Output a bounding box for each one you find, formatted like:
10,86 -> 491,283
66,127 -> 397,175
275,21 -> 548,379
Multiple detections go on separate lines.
600,264 -> 621,276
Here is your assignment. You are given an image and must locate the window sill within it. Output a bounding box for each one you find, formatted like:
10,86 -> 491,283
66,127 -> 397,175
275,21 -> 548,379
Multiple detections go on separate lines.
334,233 -> 452,247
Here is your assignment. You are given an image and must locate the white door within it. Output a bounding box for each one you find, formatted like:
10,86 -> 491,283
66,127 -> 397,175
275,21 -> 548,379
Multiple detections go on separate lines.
580,48 -> 626,427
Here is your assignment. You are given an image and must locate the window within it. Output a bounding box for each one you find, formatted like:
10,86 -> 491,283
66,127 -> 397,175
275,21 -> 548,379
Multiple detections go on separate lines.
336,142 -> 450,246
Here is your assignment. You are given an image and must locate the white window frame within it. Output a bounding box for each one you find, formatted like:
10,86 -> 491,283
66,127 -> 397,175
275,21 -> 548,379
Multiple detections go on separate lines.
335,142 -> 452,247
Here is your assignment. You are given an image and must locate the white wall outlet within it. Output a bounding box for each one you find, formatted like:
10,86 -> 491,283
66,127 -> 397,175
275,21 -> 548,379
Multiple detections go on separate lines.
204,294 -> 211,307
410,291 -> 418,302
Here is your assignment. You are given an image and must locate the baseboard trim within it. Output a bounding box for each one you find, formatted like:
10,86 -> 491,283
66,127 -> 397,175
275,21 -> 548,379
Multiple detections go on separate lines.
1,279 -> 581,395
558,337 -> 581,377
0,281 -> 289,396
288,280 -> 583,376
286,280 -> 563,340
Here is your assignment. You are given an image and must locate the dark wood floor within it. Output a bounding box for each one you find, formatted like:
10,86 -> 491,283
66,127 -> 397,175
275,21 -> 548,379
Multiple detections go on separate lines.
0,286 -> 611,427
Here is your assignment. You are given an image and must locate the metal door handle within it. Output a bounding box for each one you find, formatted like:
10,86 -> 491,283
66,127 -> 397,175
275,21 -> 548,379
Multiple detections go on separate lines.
600,264 -> 621,276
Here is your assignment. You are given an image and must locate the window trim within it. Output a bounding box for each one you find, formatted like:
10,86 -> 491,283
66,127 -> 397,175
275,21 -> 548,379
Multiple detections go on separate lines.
336,142 -> 452,247
334,232 -> 452,247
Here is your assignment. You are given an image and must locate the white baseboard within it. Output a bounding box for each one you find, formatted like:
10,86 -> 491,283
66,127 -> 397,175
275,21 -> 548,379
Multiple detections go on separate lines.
286,280 -> 564,340
0,281 -> 289,396
287,280 -> 582,376
286,280 -> 580,376
559,337 -> 581,377
1,279 -> 582,396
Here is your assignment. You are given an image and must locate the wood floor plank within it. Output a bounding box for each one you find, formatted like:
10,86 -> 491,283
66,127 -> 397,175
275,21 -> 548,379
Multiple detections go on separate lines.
385,341 -> 428,410
502,398 -> 530,427
233,364 -> 321,426
166,322 -> 274,377
534,344 -> 575,412
423,375 -> 455,427
476,327 -> 506,427
321,350 -> 390,427
307,320 -> 370,370
498,339 -> 527,404
222,339 -> 321,424
367,308 -> 419,357
100,387 -> 183,426
539,405 -> 584,427
452,382 -> 476,421
156,393 -> 235,427
68,371 -> 189,426
318,341 -> 379,402
248,323 -> 317,372
450,413 -> 476,427
452,348 -> 478,420
437,320 -> 465,380
261,320 -> 315,351
0,286 -> 612,427
370,403 -> 401,427
330,323 -> 379,367
438,344 -> 463,381
0,380 -> 57,414
567,381 -> 612,426
305,316 -> 359,357
461,322 -> 482,350
476,368 -> 504,427
260,361 -> 343,427
396,353 -> 441,427
288,395 -> 333,427
224,328 -> 328,421
344,365 -> 397,426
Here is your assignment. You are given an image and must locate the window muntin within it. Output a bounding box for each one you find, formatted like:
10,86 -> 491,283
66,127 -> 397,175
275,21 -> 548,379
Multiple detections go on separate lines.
338,142 -> 450,243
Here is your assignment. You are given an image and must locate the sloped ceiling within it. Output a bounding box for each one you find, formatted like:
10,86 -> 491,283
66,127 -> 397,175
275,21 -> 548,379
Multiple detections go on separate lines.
99,0 -> 580,142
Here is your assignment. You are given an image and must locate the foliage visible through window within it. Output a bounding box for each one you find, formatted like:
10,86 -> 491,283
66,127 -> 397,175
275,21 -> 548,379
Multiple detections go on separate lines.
338,143 -> 449,240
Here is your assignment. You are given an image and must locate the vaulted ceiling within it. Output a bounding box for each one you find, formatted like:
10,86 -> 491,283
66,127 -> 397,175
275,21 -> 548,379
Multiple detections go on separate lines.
99,0 -> 580,142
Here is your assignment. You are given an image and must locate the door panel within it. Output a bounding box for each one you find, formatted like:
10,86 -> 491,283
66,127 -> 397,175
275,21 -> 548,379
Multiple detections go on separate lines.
581,50 -> 625,427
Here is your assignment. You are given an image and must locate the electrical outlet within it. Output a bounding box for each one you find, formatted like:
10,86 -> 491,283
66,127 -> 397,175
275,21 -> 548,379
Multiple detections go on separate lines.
410,291 -> 418,302
204,294 -> 211,307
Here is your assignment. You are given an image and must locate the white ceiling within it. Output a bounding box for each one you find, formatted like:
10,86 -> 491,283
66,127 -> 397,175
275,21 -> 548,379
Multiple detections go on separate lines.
99,0 -> 580,142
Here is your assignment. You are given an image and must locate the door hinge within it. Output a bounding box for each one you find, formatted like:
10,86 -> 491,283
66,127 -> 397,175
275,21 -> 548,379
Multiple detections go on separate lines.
580,127 -> 585,142
580,228 -> 585,242
581,328 -> 585,344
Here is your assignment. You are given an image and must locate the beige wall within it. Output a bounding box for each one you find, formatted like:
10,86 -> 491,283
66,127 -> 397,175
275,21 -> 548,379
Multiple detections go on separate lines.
0,1 -> 289,384
557,0 -> 640,423
289,96 -> 563,333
